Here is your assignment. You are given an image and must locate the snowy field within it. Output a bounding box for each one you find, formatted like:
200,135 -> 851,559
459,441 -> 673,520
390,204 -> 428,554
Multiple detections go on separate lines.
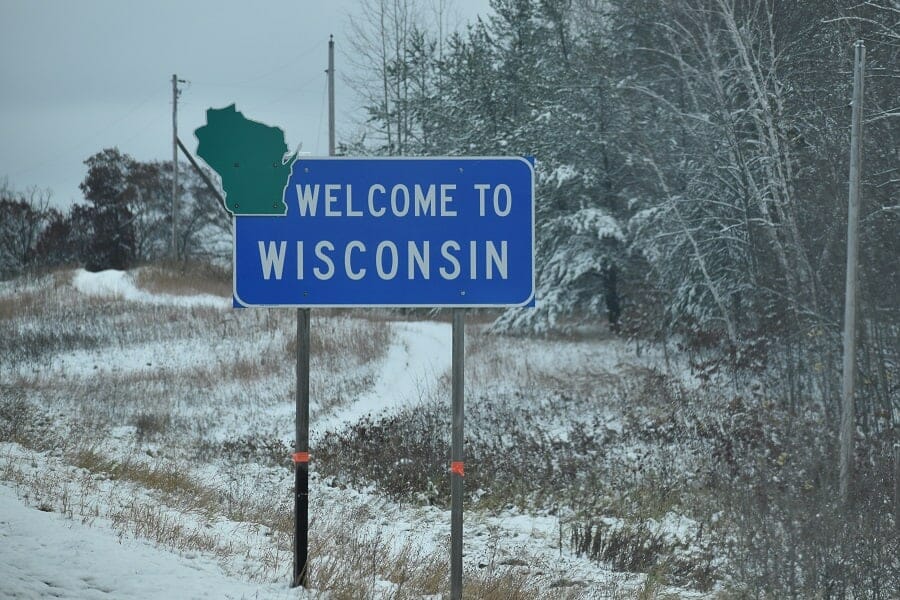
0,268 -> 713,599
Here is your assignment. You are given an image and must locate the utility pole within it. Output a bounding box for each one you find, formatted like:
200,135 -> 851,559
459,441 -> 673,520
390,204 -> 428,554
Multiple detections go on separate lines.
840,40 -> 865,503
171,74 -> 185,261
328,34 -> 335,156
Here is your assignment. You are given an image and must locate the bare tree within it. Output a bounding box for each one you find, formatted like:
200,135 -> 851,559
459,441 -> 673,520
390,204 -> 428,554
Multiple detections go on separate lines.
0,182 -> 52,277
343,0 -> 460,155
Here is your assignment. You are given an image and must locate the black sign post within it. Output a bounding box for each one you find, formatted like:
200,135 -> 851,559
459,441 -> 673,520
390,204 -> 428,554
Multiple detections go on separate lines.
293,307 -> 310,587
450,309 -> 465,599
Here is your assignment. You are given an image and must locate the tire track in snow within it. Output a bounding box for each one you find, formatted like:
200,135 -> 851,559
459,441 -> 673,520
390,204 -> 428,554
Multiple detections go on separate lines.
312,320 -> 451,439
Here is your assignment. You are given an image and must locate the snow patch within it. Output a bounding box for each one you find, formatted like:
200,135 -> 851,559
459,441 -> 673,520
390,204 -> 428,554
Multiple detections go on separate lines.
72,269 -> 229,309
0,483 -> 293,600
314,321 -> 451,438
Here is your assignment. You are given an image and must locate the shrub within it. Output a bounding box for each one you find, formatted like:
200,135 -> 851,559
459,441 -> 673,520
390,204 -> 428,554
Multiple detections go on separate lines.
133,412 -> 171,443
0,389 -> 57,449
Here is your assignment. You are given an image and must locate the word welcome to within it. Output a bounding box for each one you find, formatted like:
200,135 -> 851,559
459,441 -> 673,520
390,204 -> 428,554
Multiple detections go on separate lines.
293,182 -> 514,218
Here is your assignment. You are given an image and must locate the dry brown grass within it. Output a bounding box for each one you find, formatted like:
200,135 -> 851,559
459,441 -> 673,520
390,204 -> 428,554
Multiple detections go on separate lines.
227,355 -> 281,381
466,325 -> 625,398
303,507 -> 575,599
2,449 -> 232,559
282,315 -> 392,364
0,289 -> 45,321
109,502 -> 225,554
72,449 -> 220,515
133,262 -> 231,297
0,270 -> 119,321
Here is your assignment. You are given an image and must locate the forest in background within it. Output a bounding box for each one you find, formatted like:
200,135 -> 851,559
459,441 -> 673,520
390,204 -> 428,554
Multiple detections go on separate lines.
372,3 -> 898,594
339,0 -> 898,445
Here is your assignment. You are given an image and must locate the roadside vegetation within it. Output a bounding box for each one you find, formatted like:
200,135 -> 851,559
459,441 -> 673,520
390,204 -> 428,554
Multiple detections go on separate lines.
0,267 -> 624,598
3,264 -> 896,597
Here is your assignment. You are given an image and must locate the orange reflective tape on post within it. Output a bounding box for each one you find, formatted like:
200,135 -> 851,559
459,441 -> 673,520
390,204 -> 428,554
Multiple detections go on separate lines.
292,452 -> 310,464
450,461 -> 464,477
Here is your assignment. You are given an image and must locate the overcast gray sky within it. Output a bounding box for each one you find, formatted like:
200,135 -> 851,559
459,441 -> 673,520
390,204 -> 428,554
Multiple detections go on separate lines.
1,0 -> 490,208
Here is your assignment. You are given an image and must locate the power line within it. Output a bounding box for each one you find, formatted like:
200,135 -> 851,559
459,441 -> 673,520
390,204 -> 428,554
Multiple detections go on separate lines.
9,88 -> 165,178
190,37 -> 324,89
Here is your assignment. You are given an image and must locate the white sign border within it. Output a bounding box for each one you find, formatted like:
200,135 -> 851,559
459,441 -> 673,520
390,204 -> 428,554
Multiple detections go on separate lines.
231,155 -> 536,309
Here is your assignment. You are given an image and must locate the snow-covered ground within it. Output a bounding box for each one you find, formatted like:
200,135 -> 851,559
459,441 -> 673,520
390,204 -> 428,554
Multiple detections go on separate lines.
312,320 -> 450,440
72,268 -> 230,309
0,269 -> 709,599
0,483 -> 287,600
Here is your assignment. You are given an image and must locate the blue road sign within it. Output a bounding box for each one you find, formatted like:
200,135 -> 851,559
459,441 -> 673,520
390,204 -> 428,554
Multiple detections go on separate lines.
233,157 -> 534,307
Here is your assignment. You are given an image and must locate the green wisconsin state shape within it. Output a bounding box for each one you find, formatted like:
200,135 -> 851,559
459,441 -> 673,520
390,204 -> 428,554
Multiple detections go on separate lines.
195,104 -> 294,216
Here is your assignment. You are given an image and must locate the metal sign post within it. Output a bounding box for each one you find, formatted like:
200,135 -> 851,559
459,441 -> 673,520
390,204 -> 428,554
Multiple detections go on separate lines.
292,34 -> 335,588
293,308 -> 310,587
450,309 -> 465,599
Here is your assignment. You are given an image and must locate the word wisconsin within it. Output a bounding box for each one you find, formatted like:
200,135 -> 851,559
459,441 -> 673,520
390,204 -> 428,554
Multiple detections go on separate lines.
257,239 -> 509,282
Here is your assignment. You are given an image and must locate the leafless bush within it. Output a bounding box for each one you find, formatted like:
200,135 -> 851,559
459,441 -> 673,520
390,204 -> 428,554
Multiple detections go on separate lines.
132,411 -> 171,443
712,414 -> 900,598
571,520 -> 715,591
0,390 -> 34,442
0,388 -> 58,449
196,434 -> 291,468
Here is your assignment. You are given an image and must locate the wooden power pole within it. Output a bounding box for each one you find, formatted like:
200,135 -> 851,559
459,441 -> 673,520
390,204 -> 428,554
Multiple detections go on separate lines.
328,34 -> 335,156
171,74 -> 185,261
840,40 -> 865,503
